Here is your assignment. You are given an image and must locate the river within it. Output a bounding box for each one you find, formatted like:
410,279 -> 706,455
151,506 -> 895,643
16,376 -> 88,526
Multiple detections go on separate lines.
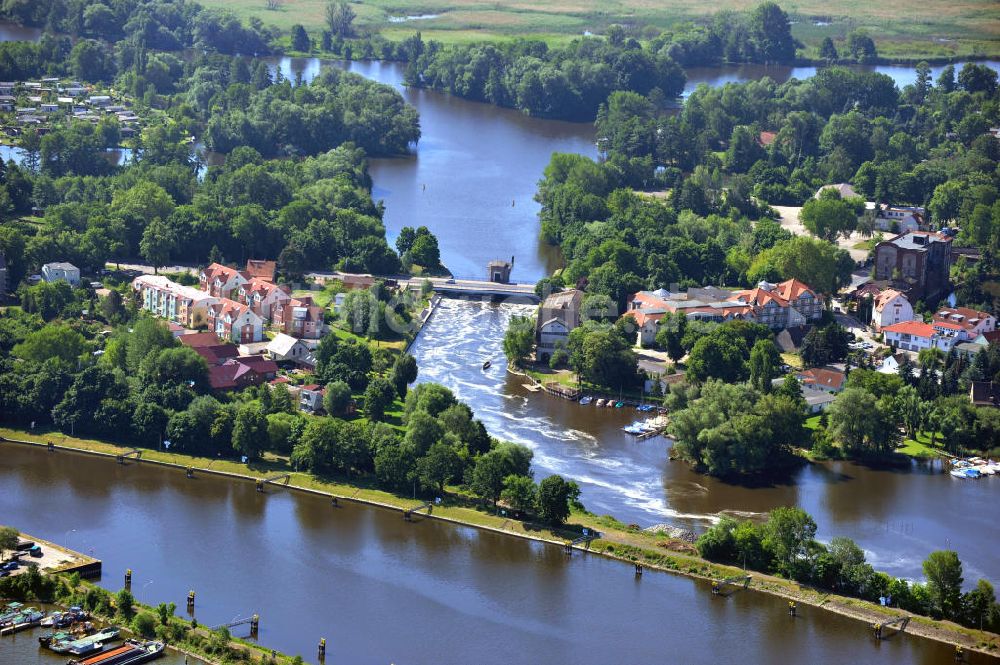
0,443 -> 989,665
408,299 -> 1000,586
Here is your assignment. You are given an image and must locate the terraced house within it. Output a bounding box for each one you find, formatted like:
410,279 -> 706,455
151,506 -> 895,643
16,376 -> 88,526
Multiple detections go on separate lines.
132,275 -> 219,329
206,298 -> 265,344
200,262 -> 249,299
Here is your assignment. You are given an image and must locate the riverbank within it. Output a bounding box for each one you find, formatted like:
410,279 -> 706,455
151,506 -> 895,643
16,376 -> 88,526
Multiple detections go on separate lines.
2,428 -> 997,657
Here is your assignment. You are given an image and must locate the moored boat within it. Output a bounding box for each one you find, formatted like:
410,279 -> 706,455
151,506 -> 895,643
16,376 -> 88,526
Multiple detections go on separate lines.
40,630 -> 73,646
579,396 -> 593,405
68,639 -> 165,665
596,399 -> 605,407
52,626 -> 121,654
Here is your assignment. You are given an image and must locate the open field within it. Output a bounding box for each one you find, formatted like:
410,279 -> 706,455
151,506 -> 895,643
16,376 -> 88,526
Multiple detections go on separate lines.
202,0 -> 1000,56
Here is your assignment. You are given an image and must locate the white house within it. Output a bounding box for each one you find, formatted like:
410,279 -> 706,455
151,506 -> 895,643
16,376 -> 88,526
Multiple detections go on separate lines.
206,299 -> 265,344
882,321 -> 957,353
932,307 -> 996,341
537,318 -> 570,361
266,333 -> 315,366
869,205 -> 925,233
41,262 -> 80,286
871,289 -> 914,331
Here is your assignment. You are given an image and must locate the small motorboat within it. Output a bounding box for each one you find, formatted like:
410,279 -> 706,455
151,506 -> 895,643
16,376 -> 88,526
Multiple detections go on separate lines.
41,612 -> 64,627
950,468 -> 981,479
39,630 -> 72,646
606,400 -> 615,407
596,399 -> 605,407
579,396 -> 593,405
614,401 -> 624,408
482,359 -> 492,370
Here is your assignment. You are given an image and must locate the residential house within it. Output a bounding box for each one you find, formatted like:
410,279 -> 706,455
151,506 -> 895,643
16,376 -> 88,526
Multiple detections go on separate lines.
207,356 -> 278,391
300,384 -> 326,413
41,262 -> 80,286
179,332 -> 239,365
536,289 -> 584,361
244,259 -> 277,282
873,231 -> 953,301
206,299 -> 265,344
200,263 -> 249,299
871,205 -> 925,234
815,183 -> 859,200
955,340 -> 988,359
970,382 -> 1000,408
733,279 -> 824,330
871,289 -> 914,331
804,391 -> 838,413
88,95 -> 111,106
796,367 -> 846,394
878,353 -> 904,375
976,330 -> 1000,346
132,275 -> 219,329
266,333 -> 315,367
882,320 -> 958,353
237,278 -> 291,322
272,297 -> 324,339
623,279 -> 824,344
932,307 -> 996,341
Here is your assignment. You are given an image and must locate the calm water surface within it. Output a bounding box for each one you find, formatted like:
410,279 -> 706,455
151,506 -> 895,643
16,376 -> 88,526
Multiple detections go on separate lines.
0,444 -> 987,665
409,300 -> 1000,586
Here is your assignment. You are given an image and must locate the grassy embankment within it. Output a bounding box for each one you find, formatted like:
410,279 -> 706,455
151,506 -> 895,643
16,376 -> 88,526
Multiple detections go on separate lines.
201,0 -> 1000,59
3,426 -> 997,655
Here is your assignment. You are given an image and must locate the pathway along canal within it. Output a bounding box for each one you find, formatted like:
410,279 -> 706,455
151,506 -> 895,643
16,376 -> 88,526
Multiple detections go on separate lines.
0,443 -> 990,665
408,299 -> 1000,586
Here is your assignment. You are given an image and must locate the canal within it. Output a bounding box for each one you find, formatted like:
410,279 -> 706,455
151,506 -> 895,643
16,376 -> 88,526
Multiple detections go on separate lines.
0,443 -> 987,665
408,299 -> 1000,586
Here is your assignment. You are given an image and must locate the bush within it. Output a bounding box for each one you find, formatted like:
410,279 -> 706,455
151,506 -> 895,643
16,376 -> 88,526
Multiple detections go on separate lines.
132,611 -> 157,638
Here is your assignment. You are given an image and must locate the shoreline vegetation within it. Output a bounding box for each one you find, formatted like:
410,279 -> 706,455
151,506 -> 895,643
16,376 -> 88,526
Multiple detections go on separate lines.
3,429 -> 998,658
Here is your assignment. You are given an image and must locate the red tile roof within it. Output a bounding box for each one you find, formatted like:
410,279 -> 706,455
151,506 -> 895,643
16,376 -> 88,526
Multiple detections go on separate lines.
179,332 -> 226,348
797,367 -> 846,391
244,259 -> 276,281
933,307 -> 993,332
882,321 -> 935,338
202,262 -> 245,283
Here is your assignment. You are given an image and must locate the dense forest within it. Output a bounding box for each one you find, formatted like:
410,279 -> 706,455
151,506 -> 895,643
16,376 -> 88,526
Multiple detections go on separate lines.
0,0 -> 276,54
0,37 -> 422,278
537,62 -> 1000,307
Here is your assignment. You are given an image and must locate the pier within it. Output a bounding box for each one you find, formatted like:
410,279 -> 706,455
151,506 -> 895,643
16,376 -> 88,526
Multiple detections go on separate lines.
5,531 -> 101,579
565,529 -> 599,554
117,448 -> 142,464
256,473 -> 291,492
403,500 -> 436,521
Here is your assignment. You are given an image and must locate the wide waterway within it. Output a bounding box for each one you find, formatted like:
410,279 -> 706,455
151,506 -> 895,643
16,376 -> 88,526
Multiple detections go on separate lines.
0,443 -> 991,665
408,299 -> 1000,586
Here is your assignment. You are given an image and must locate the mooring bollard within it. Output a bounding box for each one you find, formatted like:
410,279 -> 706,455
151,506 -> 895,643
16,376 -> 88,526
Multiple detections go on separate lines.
187,590 -> 195,609
955,645 -> 964,661
47,441 -> 54,452
124,569 -> 132,591
186,467 -> 194,479
788,601 -> 796,616
331,497 -> 338,507
250,614 -> 259,637
712,581 -> 720,595
634,563 -> 643,576
318,638 -> 326,660
256,480 -> 264,493
873,623 -> 882,640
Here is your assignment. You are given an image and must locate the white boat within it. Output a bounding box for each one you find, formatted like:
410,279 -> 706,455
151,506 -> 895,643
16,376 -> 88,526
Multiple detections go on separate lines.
579,396 -> 593,405
596,399 -> 605,407
950,468 -> 981,479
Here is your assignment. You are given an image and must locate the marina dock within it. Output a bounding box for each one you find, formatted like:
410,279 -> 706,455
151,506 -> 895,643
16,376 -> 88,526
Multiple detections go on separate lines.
7,532 -> 102,579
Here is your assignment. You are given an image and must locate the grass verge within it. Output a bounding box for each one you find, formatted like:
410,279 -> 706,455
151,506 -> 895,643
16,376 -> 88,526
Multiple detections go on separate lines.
2,427 -> 997,655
